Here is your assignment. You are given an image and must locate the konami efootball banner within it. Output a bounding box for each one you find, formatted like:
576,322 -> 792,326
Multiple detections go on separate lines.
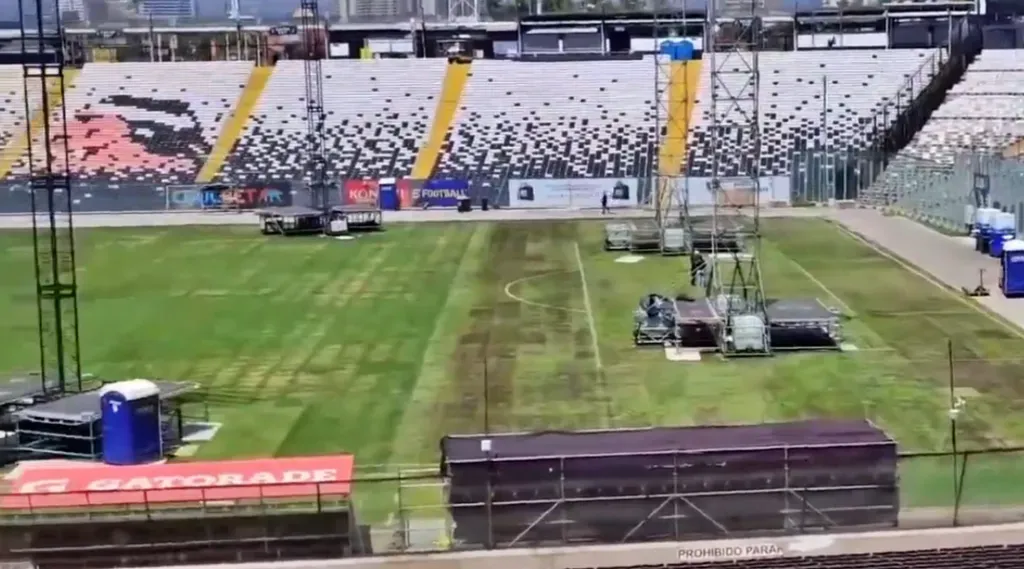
412,179 -> 469,207
508,178 -> 638,209
343,179 -> 379,206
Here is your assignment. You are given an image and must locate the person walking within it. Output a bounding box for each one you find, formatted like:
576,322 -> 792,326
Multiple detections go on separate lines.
601,191 -> 610,214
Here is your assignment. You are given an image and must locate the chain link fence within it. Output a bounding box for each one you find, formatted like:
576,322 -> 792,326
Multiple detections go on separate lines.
865,152 -> 1024,234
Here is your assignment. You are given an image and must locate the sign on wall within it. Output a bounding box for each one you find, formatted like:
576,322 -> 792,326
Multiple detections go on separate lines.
167,183 -> 290,210
508,178 -> 638,209
674,176 -> 791,207
343,179 -> 380,206
412,179 -> 469,208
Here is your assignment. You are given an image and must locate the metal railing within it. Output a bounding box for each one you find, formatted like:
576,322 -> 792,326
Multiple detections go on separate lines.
870,151 -> 1024,232
2,447 -> 1024,557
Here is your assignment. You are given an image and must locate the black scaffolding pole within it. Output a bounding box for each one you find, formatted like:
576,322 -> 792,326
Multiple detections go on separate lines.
19,0 -> 82,395
300,2 -> 330,216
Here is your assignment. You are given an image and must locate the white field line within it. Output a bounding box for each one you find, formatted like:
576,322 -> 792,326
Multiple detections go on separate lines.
832,222 -> 1024,341
503,271 -> 586,314
783,254 -> 855,315
574,241 -> 604,372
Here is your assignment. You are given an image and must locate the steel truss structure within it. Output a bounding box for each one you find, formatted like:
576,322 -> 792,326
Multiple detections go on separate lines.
652,2 -> 691,229
19,0 -> 83,395
704,0 -> 771,356
300,1 -> 329,215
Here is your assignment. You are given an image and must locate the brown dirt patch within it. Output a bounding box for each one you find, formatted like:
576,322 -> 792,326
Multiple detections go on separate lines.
444,224 -> 529,433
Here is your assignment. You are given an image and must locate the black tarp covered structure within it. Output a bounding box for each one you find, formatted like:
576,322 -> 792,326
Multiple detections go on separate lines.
440,419 -> 898,547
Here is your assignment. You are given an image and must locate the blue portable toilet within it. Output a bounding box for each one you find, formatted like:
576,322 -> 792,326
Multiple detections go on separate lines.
378,177 -> 400,211
975,207 -> 996,254
659,39 -> 694,61
100,379 -> 163,465
990,212 -> 1017,258
1002,239 -> 1024,297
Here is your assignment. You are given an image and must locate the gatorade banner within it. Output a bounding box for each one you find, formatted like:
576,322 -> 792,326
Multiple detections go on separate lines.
343,179 -> 380,206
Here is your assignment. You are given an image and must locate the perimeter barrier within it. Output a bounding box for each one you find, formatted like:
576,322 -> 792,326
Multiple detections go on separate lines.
863,151 -> 1024,233
2,447 -> 1024,564
0,182 -> 295,215
0,152 -> 900,216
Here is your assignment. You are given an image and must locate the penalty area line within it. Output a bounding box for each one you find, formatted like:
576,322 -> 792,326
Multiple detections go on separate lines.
574,241 -> 604,372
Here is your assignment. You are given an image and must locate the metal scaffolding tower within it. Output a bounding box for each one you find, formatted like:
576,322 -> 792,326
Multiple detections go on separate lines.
19,0 -> 83,393
300,1 -> 329,214
652,2 -> 691,230
705,0 -> 771,356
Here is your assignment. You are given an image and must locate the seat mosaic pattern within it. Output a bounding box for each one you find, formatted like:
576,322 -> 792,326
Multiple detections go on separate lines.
0,65 -> 28,156
10,61 -> 252,184
686,50 -> 934,177
216,59 -> 446,184
432,59 -> 661,192
899,50 -> 1024,164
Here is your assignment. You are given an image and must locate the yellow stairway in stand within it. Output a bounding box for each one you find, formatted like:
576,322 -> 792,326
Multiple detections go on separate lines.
195,66 -> 273,183
411,61 -> 471,180
0,68 -> 80,179
656,60 -> 701,222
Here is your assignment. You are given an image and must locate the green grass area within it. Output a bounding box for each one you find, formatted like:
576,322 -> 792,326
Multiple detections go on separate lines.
3,218 -> 1024,517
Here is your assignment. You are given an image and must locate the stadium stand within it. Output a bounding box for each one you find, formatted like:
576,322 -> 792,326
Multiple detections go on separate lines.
431,59 -> 662,193
7,61 -> 253,184
0,65 -> 31,177
899,49 -> 1024,163
195,66 -> 274,183
686,49 -> 936,177
864,49 -> 1024,205
215,58 -> 447,184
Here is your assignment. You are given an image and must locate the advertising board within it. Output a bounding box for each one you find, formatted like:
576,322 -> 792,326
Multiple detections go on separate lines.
2,455 -> 354,509
675,176 -> 792,207
412,179 -> 469,208
508,178 -> 637,209
343,179 -> 380,206
168,183 -> 291,211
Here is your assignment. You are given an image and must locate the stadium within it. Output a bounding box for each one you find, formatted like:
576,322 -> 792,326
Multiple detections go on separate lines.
3,0 -> 1024,566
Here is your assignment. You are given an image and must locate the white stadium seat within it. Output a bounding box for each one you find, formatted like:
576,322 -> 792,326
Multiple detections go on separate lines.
9,61 -> 252,184
0,65 -> 28,155
217,59 -> 446,184
864,49 -> 1024,208
901,49 -> 1024,163
686,49 -> 934,177
433,58 -> 661,191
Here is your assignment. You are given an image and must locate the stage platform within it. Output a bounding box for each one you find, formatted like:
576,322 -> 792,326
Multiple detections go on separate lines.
687,215 -> 751,253
766,298 -> 836,322
0,375 -> 60,407
689,214 -> 754,234
330,205 -> 383,231
629,219 -> 661,252
257,206 -> 325,235
14,381 -> 196,424
635,296 -> 841,352
673,297 -> 719,323
2,381 -> 199,462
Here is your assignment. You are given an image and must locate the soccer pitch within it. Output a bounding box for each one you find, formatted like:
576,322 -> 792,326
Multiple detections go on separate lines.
2,218 -> 1024,510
